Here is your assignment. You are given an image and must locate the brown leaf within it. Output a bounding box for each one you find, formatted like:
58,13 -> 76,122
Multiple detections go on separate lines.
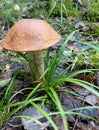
69,85 -> 90,96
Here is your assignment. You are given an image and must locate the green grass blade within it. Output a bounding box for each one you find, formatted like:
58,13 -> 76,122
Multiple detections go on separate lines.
4,73 -> 17,98
75,40 -> 99,52
31,102 -> 58,130
67,69 -> 95,78
47,0 -> 56,19
64,78 -> 99,97
49,87 -> 68,130
26,83 -> 41,100
45,30 -> 78,85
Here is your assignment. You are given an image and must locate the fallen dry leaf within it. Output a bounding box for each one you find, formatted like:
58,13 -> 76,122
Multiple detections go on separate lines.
85,94 -> 99,105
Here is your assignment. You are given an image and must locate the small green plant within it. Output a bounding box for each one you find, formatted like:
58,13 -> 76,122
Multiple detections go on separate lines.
0,73 -> 16,127
0,75 -> 45,128
72,38 -> 99,69
89,51 -> 99,69
44,31 -> 99,93
48,0 -> 83,20
0,0 -> 49,25
42,31 -> 99,129
82,0 -> 99,21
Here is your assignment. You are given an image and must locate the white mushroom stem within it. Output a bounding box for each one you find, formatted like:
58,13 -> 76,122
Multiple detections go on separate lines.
27,51 -> 44,82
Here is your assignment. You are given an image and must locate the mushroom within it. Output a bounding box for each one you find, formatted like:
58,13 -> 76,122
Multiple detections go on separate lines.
2,19 -> 61,82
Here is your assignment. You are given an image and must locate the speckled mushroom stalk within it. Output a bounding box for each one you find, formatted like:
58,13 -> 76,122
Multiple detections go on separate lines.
27,51 -> 44,81
2,19 -> 61,82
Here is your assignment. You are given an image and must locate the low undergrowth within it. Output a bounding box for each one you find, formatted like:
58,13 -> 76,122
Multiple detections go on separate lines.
0,31 -> 99,129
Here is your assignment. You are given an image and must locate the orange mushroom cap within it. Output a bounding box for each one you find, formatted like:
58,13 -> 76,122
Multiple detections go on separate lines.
2,19 -> 61,52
